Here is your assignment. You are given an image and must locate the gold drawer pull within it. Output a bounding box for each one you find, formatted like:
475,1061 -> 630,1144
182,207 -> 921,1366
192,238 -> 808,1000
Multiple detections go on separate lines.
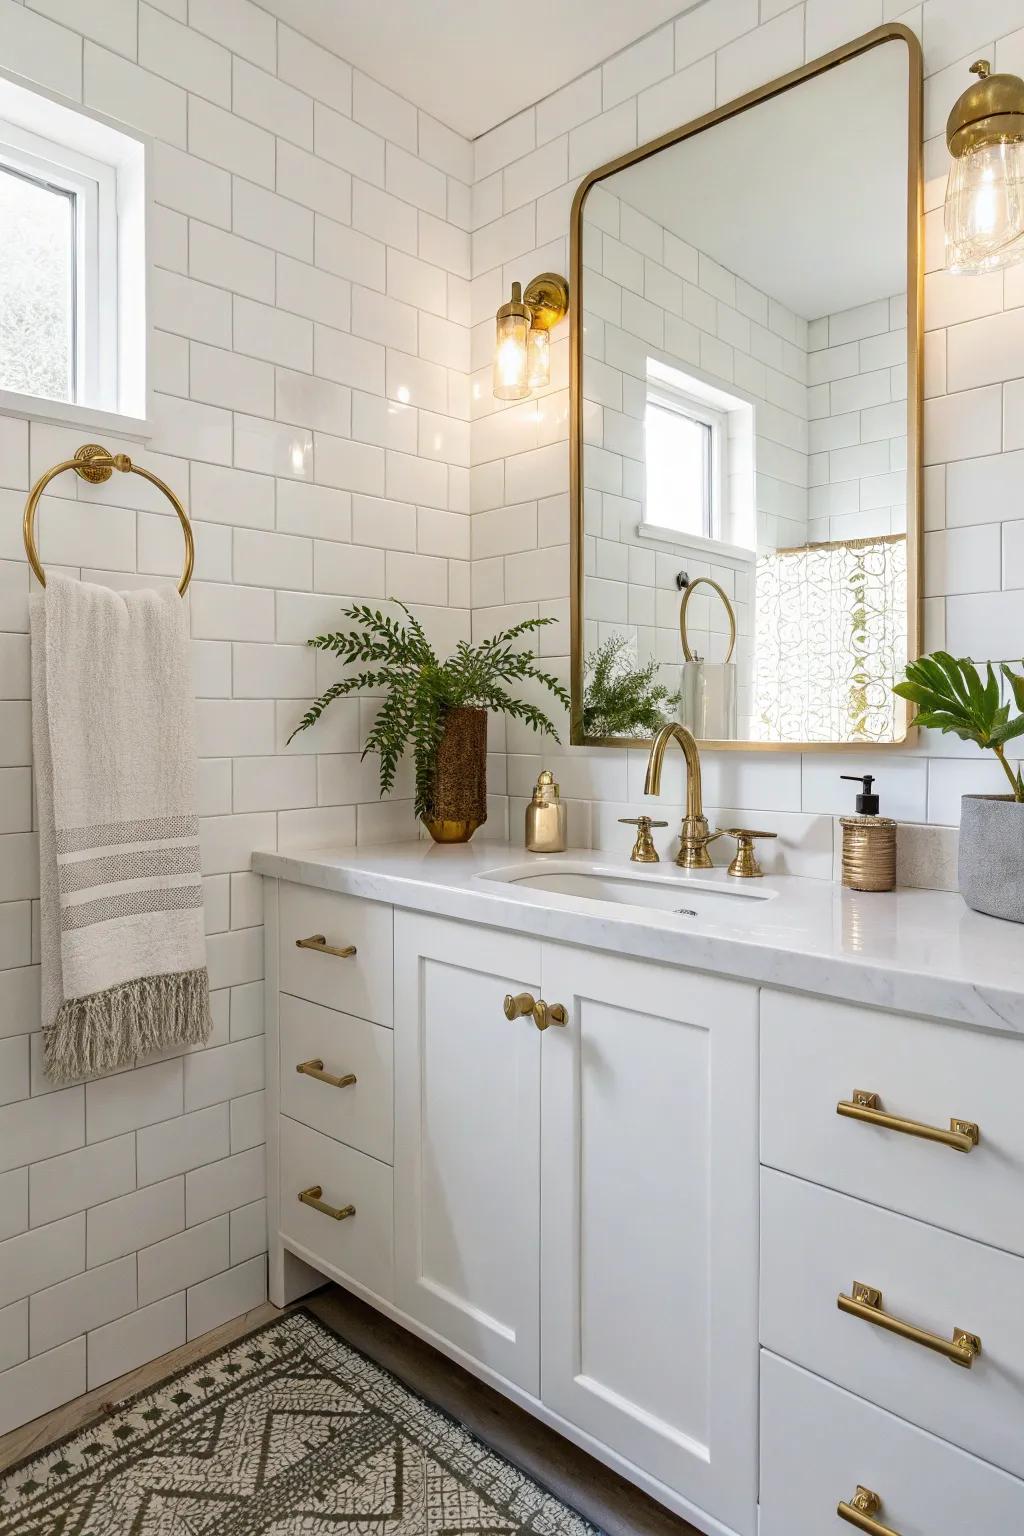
296,1058 -> 357,1089
298,1185 -> 355,1221
503,992 -> 568,1031
837,1089 -> 978,1153
296,933 -> 356,958
838,1486 -> 901,1536
838,1281 -> 981,1367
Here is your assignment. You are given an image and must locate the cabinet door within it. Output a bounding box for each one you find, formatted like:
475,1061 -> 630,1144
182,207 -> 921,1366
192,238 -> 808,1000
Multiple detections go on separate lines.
394,911 -> 542,1393
540,945 -> 758,1536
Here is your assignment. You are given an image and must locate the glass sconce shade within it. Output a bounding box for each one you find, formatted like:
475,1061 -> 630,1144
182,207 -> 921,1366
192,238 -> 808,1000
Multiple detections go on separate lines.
945,60 -> 1024,273
493,282 -> 531,401
945,139 -> 1024,272
493,273 -> 569,400
527,325 -> 550,390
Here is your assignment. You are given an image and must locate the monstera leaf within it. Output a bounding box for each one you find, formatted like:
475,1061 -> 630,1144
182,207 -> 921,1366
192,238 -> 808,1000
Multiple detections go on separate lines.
894,652 -> 1024,799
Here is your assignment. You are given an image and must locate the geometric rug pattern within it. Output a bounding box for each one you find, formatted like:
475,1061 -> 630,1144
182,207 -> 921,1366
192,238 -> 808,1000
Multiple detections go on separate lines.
0,1309 -> 603,1535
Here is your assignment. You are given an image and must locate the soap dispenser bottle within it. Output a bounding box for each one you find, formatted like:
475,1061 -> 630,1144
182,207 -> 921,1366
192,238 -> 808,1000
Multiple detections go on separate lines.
525,769 -> 567,853
839,774 -> 897,891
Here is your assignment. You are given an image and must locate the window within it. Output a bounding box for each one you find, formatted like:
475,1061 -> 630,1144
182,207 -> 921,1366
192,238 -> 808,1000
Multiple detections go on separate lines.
645,396 -> 712,538
0,165 -> 75,402
0,75 -> 146,427
644,385 -> 726,542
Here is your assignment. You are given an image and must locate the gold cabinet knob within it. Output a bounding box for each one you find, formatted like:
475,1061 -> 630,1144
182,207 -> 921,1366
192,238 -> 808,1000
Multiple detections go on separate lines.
503,993 -> 568,1030
722,827 -> 777,878
618,815 -> 668,863
532,999 -> 568,1031
503,991 -> 536,1020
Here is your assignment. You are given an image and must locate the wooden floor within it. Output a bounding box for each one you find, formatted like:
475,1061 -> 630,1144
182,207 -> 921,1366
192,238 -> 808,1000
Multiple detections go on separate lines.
1,1282 -> 699,1536
307,1286 -> 699,1536
0,1301 -> 281,1471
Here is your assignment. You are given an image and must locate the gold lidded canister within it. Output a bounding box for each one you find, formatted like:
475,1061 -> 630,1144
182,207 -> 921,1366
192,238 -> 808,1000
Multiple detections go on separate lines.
525,769 -> 567,853
839,774 -> 897,892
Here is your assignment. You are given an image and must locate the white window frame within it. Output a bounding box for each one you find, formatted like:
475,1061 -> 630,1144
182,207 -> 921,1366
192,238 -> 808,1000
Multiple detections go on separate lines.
0,122 -> 119,410
644,354 -> 758,559
644,381 -> 728,544
0,69 -> 149,437
641,382 -> 727,540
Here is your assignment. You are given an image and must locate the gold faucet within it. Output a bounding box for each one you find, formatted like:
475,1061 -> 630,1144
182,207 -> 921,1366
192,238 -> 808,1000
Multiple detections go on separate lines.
643,723 -> 719,869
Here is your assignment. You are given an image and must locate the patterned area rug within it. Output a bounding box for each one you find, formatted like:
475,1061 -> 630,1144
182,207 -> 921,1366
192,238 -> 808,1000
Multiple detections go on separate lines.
0,1309 -> 602,1535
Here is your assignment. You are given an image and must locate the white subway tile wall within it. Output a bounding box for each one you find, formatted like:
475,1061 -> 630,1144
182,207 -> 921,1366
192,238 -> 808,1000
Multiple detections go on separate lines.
3,0 -> 1024,1435
0,0 -> 472,1431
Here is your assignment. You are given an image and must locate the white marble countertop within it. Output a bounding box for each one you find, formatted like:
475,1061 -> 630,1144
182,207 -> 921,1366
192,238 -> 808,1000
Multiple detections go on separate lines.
252,840 -> 1024,1035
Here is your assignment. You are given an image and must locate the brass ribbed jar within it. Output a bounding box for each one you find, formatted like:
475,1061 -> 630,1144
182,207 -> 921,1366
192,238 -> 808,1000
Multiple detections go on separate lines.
840,816 -> 897,892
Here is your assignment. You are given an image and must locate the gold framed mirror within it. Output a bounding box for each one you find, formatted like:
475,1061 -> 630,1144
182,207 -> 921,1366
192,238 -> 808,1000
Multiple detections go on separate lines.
569,25 -> 923,751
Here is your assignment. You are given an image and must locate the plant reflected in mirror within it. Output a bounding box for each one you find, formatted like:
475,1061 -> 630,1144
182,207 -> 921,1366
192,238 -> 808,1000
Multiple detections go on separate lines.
583,635 -> 681,739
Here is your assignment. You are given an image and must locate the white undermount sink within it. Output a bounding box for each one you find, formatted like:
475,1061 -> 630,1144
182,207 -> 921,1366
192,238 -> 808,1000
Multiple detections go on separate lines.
476,859 -> 777,920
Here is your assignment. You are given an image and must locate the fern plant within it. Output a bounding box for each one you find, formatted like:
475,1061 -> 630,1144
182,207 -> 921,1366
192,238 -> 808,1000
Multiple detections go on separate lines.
894,652 -> 1024,800
289,603 -> 570,819
582,635 -> 680,737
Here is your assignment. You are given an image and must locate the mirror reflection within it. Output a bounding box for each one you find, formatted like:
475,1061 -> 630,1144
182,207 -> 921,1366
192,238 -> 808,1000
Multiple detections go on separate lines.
575,38 -> 916,747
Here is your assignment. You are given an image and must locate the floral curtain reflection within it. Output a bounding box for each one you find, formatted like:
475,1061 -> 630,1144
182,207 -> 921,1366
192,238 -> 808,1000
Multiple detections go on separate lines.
754,534 -> 907,742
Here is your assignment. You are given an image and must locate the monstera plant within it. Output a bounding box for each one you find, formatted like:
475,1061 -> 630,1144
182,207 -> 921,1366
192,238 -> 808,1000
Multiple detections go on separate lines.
894,651 -> 1024,798
894,651 -> 1024,923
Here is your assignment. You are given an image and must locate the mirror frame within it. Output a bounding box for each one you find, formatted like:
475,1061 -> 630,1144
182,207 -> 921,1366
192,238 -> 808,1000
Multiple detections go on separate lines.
568,23 -> 924,751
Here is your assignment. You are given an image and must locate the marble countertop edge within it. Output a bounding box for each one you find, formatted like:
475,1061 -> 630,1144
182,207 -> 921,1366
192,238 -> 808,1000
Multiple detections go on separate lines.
252,842 -> 1024,1036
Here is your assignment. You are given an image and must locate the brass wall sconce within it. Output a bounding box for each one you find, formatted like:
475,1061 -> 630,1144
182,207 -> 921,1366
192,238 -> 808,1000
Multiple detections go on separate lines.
493,272 -> 569,400
945,58 -> 1024,272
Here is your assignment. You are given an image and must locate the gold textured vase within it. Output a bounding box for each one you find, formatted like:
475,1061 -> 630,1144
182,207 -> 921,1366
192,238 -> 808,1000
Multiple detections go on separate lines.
421,707 -> 488,844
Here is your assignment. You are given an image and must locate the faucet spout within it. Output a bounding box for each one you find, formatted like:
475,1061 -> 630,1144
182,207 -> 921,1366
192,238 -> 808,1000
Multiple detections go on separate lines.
643,723 -> 718,869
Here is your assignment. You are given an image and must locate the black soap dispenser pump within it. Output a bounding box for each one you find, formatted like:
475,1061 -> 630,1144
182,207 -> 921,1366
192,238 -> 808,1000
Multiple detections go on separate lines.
841,774 -> 880,815
839,774 -> 897,891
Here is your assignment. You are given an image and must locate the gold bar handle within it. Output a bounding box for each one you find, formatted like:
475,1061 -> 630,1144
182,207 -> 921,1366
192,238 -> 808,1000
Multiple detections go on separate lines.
837,1089 -> 979,1152
295,933 -> 357,959
296,1058 -> 357,1089
838,1282 -> 981,1367
298,1185 -> 355,1221
838,1486 -> 901,1536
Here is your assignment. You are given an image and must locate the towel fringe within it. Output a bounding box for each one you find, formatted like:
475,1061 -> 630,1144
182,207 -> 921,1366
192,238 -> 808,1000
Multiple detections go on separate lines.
43,968 -> 212,1083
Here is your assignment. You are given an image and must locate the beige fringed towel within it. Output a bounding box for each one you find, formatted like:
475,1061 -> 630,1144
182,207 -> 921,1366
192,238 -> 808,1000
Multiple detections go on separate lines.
31,575 -> 211,1082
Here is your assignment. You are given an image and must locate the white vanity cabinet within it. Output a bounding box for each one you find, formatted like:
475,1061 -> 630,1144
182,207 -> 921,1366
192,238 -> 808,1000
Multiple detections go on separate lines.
266,883 -> 759,1535
261,859 -> 1024,1536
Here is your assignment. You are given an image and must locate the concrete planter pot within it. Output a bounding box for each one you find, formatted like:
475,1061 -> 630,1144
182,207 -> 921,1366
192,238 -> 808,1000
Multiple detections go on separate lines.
959,794 -> 1024,923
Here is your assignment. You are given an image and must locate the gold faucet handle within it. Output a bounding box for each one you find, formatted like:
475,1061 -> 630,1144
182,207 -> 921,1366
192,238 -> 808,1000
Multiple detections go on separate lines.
619,816 -> 668,863
723,827 -> 777,879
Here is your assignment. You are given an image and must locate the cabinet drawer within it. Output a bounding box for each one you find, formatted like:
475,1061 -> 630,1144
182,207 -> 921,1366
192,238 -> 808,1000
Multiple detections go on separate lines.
279,1115 -> 393,1301
761,989 -> 1024,1254
760,1351 -> 1024,1536
760,1169 -> 1024,1480
279,883 -> 392,1026
279,994 -> 393,1165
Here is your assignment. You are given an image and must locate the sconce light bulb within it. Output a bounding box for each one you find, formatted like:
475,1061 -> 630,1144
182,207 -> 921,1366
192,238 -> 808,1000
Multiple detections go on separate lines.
493,281 -> 531,401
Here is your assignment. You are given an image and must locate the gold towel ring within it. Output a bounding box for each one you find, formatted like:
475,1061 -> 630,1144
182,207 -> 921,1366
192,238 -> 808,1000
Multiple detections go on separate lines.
679,576 -> 737,663
23,443 -> 194,596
